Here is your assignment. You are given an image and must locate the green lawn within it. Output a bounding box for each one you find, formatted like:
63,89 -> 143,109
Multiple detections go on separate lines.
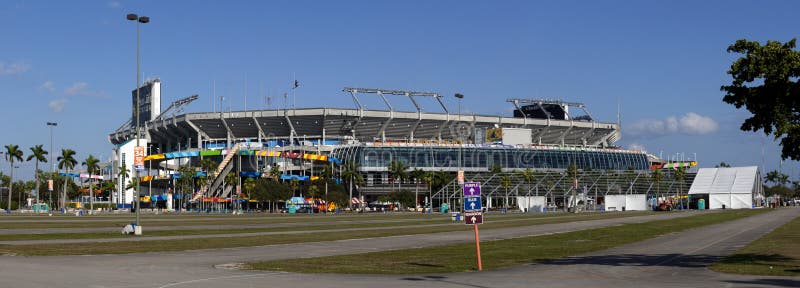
710,210 -> 800,276
0,211 -> 649,255
247,209 -> 767,274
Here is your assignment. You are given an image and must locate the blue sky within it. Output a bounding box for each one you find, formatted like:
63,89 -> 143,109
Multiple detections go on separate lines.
1,0 -> 799,181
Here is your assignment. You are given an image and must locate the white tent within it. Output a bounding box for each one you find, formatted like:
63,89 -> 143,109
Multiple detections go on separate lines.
604,194 -> 647,211
516,196 -> 546,213
688,166 -> 763,209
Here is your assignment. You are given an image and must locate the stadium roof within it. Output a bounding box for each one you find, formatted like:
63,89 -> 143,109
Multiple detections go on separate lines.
109,107 -> 620,148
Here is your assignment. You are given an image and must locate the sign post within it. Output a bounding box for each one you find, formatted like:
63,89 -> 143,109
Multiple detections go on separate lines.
463,182 -> 483,271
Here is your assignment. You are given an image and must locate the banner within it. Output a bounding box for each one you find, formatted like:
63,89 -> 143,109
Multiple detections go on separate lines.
134,146 -> 145,170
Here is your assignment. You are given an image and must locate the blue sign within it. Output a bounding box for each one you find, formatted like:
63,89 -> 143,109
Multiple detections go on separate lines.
464,196 -> 482,211
463,182 -> 481,197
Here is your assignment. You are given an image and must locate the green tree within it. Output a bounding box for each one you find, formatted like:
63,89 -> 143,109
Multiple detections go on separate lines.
721,38 -> 800,160
566,163 -> 579,212
388,160 -> 409,193
101,180 -> 116,201
674,166 -> 687,209
289,179 -> 300,197
57,149 -> 77,211
176,165 -> 196,210
500,174 -> 512,210
4,144 -> 23,211
198,158 -> 219,179
489,164 -> 502,174
409,168 -> 426,209
269,164 -> 281,180
307,184 -> 320,199
342,161 -> 364,210
82,155 -> 100,211
765,170 -> 789,187
26,145 -> 48,205
224,170 -> 239,197
651,169 -> 664,198
117,165 -> 130,207
715,162 -> 732,168
389,189 -> 415,209
518,168 -> 535,196
243,177 -> 256,199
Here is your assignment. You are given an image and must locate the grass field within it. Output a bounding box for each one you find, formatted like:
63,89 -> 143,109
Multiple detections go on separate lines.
246,209 -> 767,274
0,211 -> 650,255
710,212 -> 800,276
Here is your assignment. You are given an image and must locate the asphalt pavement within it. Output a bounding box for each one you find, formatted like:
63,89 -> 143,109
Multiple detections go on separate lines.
0,208 -> 797,288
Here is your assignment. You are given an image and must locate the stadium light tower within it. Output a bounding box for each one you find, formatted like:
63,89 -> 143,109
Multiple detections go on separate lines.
127,13 -> 149,232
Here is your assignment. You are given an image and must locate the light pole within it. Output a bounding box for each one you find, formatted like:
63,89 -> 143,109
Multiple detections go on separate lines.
47,122 -> 57,210
127,13 -> 149,231
454,93 -> 464,214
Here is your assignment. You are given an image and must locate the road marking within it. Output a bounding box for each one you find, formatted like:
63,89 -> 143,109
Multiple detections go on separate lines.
156,273 -> 282,288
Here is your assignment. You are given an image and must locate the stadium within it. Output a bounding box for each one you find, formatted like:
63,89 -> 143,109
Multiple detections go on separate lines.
108,80 -> 701,212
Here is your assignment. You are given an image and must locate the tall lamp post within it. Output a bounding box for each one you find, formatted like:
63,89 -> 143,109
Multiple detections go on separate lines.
47,122 -> 57,210
127,13 -> 149,232
454,93 -> 464,214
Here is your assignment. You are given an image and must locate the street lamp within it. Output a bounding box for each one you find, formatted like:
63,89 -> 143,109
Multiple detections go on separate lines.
454,93 -> 464,214
47,122 -> 57,210
127,13 -> 149,232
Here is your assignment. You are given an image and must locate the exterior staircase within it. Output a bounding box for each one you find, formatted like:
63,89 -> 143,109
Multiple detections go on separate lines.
192,143 -> 240,201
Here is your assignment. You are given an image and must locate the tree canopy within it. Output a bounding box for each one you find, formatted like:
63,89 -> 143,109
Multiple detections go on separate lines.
721,38 -> 800,160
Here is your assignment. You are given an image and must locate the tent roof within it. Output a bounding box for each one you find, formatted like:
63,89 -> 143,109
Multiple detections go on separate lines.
688,166 -> 760,195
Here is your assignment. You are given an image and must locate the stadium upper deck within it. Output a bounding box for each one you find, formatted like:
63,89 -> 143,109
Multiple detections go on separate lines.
109,107 -> 620,151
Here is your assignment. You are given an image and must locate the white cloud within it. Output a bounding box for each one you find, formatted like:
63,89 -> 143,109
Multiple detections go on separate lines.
48,99 -> 67,112
64,82 -> 88,95
64,82 -> 109,98
627,112 -> 719,136
0,61 -> 31,75
40,81 -> 56,93
108,1 -> 121,8
679,112 -> 720,135
628,143 -> 646,152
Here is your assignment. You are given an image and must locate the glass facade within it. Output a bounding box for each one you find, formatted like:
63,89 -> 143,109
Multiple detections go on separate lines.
331,145 -> 649,171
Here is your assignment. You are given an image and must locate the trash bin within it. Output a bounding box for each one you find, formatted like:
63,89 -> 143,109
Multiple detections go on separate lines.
722,204 -> 726,210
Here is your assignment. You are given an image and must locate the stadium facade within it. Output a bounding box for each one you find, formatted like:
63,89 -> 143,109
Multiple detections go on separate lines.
109,85 -> 659,207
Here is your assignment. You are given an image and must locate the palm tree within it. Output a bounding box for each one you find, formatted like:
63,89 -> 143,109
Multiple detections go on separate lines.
224,170 -> 239,197
566,163 -> 579,212
500,174 -> 512,210
423,171 -> 435,211
198,158 -> 218,179
4,144 -> 24,211
674,166 -> 687,209
388,160 -> 409,193
518,168 -> 534,196
243,177 -> 256,198
289,178 -> 300,197
410,168 -> 425,209
269,163 -> 281,180
117,165 -> 130,208
26,145 -> 48,207
101,180 -> 116,202
319,163 -> 334,212
651,168 -> 663,202
176,165 -> 196,211
57,149 -> 77,211
82,155 -> 100,212
341,161 -> 364,210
